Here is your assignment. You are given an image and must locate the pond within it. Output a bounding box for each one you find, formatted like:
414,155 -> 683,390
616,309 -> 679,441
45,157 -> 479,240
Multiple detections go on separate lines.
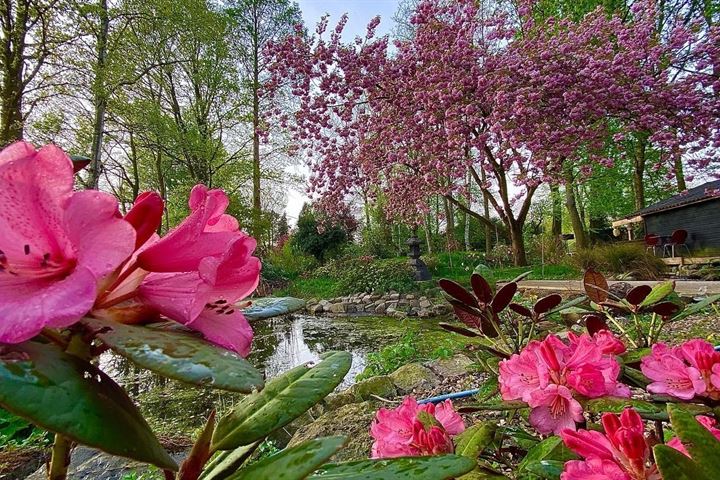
102,315 -> 454,435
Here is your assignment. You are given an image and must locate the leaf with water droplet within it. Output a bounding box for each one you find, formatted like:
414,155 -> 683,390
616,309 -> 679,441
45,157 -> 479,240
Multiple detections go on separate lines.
212,351 -> 351,451
81,317 -> 263,393
0,341 -> 176,470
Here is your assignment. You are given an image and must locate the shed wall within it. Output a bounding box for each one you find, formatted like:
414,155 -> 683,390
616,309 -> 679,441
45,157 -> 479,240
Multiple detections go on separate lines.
644,199 -> 720,251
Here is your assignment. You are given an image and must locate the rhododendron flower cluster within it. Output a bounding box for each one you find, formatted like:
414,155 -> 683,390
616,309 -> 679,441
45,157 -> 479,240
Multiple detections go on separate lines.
370,397 -> 465,458
641,339 -> 720,401
499,332 -> 629,434
560,408 -> 660,480
0,141 -> 260,356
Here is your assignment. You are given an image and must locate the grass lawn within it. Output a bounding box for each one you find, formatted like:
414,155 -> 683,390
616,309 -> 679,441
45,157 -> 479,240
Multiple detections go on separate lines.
274,251 -> 580,299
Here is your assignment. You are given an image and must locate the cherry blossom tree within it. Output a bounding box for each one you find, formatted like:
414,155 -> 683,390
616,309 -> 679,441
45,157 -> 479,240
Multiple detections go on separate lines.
267,0 -> 719,264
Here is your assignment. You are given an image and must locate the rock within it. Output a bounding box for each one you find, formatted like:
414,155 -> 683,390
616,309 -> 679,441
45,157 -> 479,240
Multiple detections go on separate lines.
432,304 -> 451,316
319,299 -> 330,307
389,363 -> 439,393
329,303 -> 347,314
369,294 -> 381,301
417,308 -> 433,318
405,294 -> 416,300
374,303 -> 387,314
419,299 -> 433,309
310,303 -> 325,315
609,282 -> 633,299
308,298 -> 319,305
388,293 -> 400,301
323,391 -> 358,411
392,310 -> 406,319
429,354 -> 474,378
348,375 -> 397,401
288,402 -> 376,462
26,447 -> 187,480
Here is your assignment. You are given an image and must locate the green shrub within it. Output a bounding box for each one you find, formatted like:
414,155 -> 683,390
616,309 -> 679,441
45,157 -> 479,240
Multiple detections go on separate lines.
572,242 -> 666,279
0,408 -> 51,449
264,242 -> 317,281
316,256 -> 415,294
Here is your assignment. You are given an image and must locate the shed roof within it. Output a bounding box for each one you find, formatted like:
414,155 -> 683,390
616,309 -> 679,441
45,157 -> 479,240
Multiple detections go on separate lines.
624,180 -> 720,219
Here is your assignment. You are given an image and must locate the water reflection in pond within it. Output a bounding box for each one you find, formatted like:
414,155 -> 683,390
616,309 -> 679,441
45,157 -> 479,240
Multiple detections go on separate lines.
104,315 -> 448,434
250,315 -> 437,389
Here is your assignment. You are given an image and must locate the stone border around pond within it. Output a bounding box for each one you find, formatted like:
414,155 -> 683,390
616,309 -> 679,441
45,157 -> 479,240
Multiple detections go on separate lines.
304,292 -> 451,318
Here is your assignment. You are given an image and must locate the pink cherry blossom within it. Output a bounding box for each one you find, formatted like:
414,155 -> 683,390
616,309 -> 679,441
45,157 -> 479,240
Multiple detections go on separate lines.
667,415 -> 720,457
0,142 -> 136,344
370,397 -> 465,458
561,408 -> 660,480
499,333 -> 628,434
94,185 -> 261,356
641,340 -> 720,400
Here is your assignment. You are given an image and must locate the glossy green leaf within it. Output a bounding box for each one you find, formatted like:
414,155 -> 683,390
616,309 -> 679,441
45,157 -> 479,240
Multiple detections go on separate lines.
475,377 -> 499,402
654,444 -> 712,480
455,422 -> 497,459
549,295 -> 589,316
524,460 -> 565,479
517,436 -> 575,474
622,367 -> 650,388
584,397 -> 664,419
620,348 -> 651,365
667,404 -> 720,476
639,281 -> 675,307
0,341 -> 176,470
200,443 -> 259,480
228,436 -> 345,480
672,295 -> 720,322
457,401 -> 527,413
82,317 -> 264,393
308,455 -> 476,479
212,351 -> 351,451
242,297 -> 306,320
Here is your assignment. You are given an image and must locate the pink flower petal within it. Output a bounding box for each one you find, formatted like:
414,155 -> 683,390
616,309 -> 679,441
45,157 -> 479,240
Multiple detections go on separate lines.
186,308 -> 253,357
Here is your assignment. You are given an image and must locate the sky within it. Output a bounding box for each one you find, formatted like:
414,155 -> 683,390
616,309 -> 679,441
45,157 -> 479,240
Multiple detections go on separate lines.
284,1 -> 400,224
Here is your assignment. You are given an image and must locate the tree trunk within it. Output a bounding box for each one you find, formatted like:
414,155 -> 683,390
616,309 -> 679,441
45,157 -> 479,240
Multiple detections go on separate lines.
509,221 -> 528,266
0,0 -> 28,145
480,168 -> 492,255
442,195 -> 457,251
89,0 -> 110,188
632,134 -> 648,210
674,155 -> 686,192
551,184 -> 562,236
424,214 -> 433,254
564,168 -> 588,249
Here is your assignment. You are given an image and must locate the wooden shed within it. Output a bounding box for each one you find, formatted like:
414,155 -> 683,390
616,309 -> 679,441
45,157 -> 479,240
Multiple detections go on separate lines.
613,180 -> 720,252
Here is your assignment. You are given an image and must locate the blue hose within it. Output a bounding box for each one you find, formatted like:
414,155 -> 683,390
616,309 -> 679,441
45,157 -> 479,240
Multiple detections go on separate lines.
418,388 -> 480,404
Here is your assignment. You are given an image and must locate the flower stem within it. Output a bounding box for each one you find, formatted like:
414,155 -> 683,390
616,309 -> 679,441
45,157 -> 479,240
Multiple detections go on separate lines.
48,433 -> 72,480
606,314 -> 638,349
94,290 -> 139,310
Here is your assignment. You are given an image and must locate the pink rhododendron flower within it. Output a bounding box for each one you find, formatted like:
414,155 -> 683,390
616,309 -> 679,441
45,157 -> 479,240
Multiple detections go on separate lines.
569,329 -> 627,355
667,415 -> 720,456
561,408 -> 660,480
499,333 -> 628,435
94,186 -> 261,356
641,339 -> 720,400
0,142 -> 135,343
370,397 -> 465,458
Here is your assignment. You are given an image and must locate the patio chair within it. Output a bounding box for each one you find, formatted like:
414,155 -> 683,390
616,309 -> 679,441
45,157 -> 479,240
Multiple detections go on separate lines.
644,234 -> 660,256
662,229 -> 691,258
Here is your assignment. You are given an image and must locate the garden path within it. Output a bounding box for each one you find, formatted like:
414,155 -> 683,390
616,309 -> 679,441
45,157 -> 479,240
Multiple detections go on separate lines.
515,280 -> 720,295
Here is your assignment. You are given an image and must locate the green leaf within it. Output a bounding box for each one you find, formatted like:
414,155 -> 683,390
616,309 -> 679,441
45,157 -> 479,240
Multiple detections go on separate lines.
475,377 -> 499,402
242,297 -> 306,320
620,348 -> 651,365
654,444 -> 712,480
639,281 -> 675,307
0,341 -> 176,470
548,295 -> 589,316
523,460 -> 565,479
454,422 -> 497,459
212,351 -> 351,451
228,436 -> 346,480
667,404 -> 720,476
200,443 -> 259,480
82,317 -> 264,393
308,455 -> 476,479
584,397 -> 664,419
457,401 -> 527,413
622,367 -> 650,388
517,436 -> 575,474
672,294 -> 720,322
